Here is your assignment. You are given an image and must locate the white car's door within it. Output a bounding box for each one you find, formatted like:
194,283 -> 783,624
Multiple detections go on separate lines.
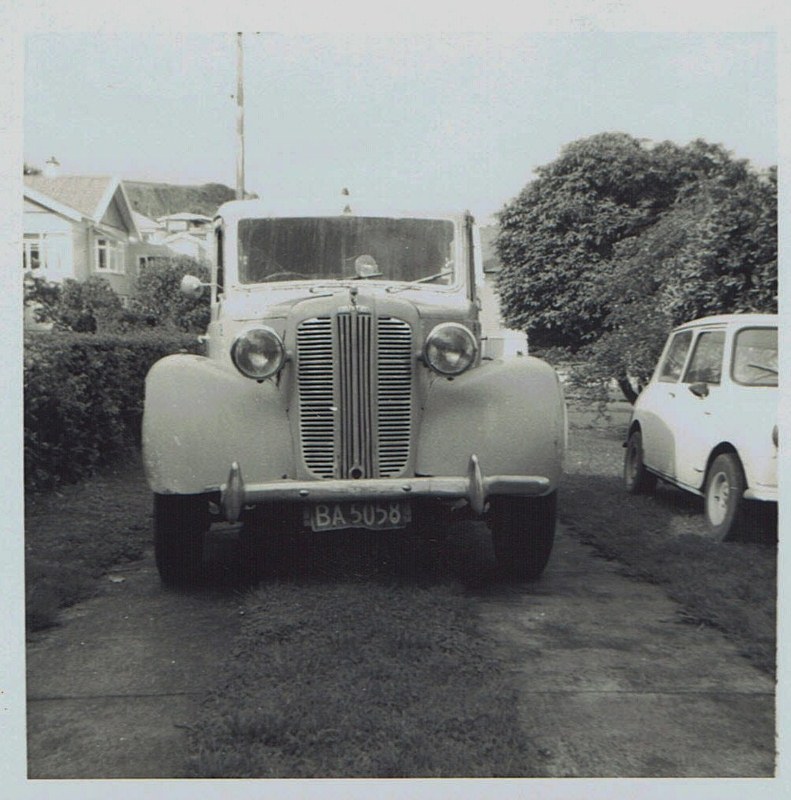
639,329 -> 694,479
672,328 -> 727,491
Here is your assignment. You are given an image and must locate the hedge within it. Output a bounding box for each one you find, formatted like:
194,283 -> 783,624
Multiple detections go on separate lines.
24,330 -> 202,490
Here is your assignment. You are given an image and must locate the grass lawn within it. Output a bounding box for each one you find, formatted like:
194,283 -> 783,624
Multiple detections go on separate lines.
561,401 -> 777,675
187,578 -> 544,778
24,449 -> 152,631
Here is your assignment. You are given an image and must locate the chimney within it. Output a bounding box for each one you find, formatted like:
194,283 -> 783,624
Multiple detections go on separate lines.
43,156 -> 61,178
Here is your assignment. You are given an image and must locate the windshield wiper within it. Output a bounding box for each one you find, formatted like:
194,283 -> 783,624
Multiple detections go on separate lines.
746,363 -> 778,376
386,269 -> 453,293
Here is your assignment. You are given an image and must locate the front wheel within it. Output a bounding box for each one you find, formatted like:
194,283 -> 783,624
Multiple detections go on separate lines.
153,493 -> 210,586
704,453 -> 746,541
489,492 -> 557,580
624,430 -> 657,494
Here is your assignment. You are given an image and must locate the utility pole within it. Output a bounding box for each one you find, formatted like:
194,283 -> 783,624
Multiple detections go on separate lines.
235,32 -> 245,200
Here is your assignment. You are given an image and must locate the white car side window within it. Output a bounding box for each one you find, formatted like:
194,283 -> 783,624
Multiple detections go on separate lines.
732,327 -> 778,386
683,331 -> 725,385
658,330 -> 693,382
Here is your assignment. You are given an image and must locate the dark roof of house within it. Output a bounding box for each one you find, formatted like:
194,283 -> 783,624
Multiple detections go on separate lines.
24,174 -> 116,220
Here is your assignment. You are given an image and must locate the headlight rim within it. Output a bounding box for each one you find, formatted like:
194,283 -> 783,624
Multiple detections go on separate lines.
230,325 -> 286,380
423,321 -> 478,377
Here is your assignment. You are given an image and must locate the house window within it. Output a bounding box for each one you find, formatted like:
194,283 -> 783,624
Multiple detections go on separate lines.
23,232 -> 67,273
23,234 -> 43,270
95,237 -> 125,275
138,255 -> 156,270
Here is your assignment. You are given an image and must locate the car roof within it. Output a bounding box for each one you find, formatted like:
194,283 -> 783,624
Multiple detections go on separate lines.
673,313 -> 777,331
215,199 -> 468,225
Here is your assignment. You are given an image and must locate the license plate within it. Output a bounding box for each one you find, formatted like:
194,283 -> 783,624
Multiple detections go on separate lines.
306,501 -> 412,532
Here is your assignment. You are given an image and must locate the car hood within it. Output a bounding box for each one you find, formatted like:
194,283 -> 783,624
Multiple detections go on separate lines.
220,284 -> 475,323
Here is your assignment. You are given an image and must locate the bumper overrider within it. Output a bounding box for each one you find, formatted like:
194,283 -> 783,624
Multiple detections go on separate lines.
219,454 -> 552,523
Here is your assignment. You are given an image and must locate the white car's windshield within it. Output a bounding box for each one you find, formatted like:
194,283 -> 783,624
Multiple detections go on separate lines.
237,216 -> 456,285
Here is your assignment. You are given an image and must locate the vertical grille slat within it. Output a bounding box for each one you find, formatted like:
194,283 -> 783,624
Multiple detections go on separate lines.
297,313 -> 412,478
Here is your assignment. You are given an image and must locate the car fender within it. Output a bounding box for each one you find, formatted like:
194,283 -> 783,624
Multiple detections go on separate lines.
416,356 -> 566,488
142,354 -> 294,495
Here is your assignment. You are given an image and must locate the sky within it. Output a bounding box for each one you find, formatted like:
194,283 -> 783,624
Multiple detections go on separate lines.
23,31 -> 776,221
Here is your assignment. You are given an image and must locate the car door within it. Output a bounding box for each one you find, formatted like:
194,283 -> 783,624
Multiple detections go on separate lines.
639,329 -> 694,479
672,328 -> 727,490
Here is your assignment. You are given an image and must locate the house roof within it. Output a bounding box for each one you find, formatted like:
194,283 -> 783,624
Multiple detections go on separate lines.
24,174 -> 140,239
132,210 -> 159,230
24,174 -> 116,220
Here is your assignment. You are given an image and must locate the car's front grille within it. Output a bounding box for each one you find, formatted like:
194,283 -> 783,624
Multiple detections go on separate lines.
296,313 -> 413,478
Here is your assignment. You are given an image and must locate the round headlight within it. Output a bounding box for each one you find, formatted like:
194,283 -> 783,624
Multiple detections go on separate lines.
231,327 -> 286,380
424,322 -> 477,376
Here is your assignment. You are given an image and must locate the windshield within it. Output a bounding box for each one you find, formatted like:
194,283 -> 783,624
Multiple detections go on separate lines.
237,216 -> 457,285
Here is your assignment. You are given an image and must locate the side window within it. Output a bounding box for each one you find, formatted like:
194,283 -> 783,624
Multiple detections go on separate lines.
683,331 -> 725,385
658,330 -> 693,382
732,327 -> 778,386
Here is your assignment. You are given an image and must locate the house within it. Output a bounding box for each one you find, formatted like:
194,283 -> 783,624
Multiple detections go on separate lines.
157,212 -> 213,263
24,169 -> 146,305
131,210 -> 173,270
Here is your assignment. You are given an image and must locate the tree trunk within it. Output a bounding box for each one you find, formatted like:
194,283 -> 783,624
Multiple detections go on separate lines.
617,376 -> 639,405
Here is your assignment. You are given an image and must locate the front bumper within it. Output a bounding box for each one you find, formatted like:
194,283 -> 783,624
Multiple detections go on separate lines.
218,454 -> 552,523
744,484 -> 778,502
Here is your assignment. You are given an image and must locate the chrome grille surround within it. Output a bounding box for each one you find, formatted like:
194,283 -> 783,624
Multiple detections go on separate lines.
296,313 -> 413,479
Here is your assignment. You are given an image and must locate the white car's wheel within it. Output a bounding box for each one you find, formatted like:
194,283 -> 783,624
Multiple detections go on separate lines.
704,453 -> 745,541
624,430 -> 657,494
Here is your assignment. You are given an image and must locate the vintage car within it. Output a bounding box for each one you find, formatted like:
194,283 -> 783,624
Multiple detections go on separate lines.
142,202 -> 566,584
624,314 -> 778,540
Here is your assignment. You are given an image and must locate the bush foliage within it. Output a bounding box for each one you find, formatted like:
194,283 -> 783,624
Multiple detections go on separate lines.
131,256 -> 210,333
24,330 -> 201,490
496,133 -> 777,401
24,255 -> 211,335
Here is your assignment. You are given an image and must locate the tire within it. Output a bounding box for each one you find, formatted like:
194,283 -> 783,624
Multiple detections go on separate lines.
490,492 -> 557,580
153,493 -> 210,586
624,430 -> 657,494
704,453 -> 746,541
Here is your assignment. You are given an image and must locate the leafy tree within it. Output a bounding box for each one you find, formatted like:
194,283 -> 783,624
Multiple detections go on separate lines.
496,133 -> 777,401
130,256 -> 210,333
579,164 -> 777,402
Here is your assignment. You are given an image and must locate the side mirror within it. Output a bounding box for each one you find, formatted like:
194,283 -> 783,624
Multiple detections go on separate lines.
180,274 -> 208,299
689,382 -> 709,398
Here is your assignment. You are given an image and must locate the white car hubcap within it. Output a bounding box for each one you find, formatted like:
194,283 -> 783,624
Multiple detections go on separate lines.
708,472 -> 730,526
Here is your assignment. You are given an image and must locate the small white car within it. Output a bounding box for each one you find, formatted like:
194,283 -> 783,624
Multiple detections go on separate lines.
624,314 -> 778,539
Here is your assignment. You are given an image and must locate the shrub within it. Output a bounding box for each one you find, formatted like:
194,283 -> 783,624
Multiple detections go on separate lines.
23,271 -> 62,324
24,330 -> 201,490
131,256 -> 211,333
26,275 -> 131,333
